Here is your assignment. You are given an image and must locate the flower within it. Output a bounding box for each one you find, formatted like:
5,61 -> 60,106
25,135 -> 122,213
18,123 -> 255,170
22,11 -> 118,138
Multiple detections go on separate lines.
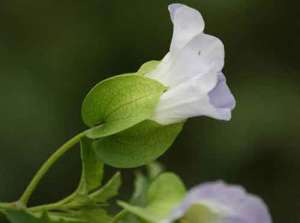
162,181 -> 272,223
145,3 -> 235,125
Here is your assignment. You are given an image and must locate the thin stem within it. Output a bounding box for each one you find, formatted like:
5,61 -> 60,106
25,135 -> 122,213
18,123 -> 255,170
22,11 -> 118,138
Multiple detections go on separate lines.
19,130 -> 87,206
0,202 -> 15,210
111,210 -> 128,223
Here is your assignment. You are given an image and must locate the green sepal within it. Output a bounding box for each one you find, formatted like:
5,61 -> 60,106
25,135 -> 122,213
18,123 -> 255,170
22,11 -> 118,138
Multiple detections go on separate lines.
130,162 -> 164,207
137,61 -> 160,75
93,120 -> 184,168
82,74 -> 166,139
118,173 -> 186,222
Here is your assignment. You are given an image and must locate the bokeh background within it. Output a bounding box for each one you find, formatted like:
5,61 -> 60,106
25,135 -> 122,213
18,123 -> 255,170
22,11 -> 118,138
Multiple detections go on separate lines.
0,0 -> 299,222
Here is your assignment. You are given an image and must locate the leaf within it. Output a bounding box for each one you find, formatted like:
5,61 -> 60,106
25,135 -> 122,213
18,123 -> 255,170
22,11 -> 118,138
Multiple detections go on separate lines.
93,120 -> 183,168
118,173 -> 186,222
146,162 -> 164,181
42,212 -> 85,223
146,173 -> 186,218
90,172 -> 121,203
5,210 -> 40,223
112,164 -> 164,223
64,194 -> 95,209
137,61 -> 160,75
5,210 -> 83,223
78,137 -> 104,194
82,74 -> 166,138
68,208 -> 112,223
117,202 -> 158,223
130,172 -> 149,206
65,172 -> 121,209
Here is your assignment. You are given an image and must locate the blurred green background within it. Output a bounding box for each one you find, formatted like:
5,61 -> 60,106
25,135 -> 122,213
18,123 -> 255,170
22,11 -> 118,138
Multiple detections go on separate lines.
0,0 -> 299,222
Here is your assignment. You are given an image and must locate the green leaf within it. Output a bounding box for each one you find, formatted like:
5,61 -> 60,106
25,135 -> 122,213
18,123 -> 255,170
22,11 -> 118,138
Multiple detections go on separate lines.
119,173 -> 186,222
93,120 -> 183,168
137,61 -> 160,75
53,171 -> 121,211
117,202 -> 158,223
130,172 -> 149,206
78,137 -> 104,194
68,208 -> 112,223
146,173 -> 186,218
90,172 -> 121,203
5,210 -> 83,223
82,74 -> 166,138
112,163 -> 164,223
42,212 -> 85,223
64,194 -> 95,209
65,172 -> 121,208
146,162 -> 164,181
5,210 -> 40,223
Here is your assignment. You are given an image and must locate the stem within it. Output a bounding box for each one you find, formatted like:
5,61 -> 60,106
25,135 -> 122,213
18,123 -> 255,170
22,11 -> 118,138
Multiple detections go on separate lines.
111,210 -> 128,223
0,202 -> 15,210
19,131 -> 87,206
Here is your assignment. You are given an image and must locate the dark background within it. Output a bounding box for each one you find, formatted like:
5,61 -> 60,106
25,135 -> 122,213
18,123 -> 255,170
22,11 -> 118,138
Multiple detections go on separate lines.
0,0 -> 299,222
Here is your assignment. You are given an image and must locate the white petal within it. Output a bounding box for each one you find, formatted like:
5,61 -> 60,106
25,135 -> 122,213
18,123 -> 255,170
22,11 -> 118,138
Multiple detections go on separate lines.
151,72 -> 222,125
147,33 -> 225,87
163,181 -> 272,223
168,4 -> 205,54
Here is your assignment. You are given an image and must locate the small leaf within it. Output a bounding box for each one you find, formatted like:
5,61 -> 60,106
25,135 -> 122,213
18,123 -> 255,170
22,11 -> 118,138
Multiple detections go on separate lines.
130,172 -> 149,206
68,208 -> 112,223
118,202 -> 158,223
93,120 -> 183,168
78,137 -> 104,194
59,173 -> 121,210
146,173 -> 186,218
90,172 -> 121,203
137,61 -> 160,75
5,210 -> 40,223
146,162 -> 164,180
42,212 -> 85,223
82,74 -> 166,138
64,194 -> 95,209
112,164 -> 164,223
119,173 -> 186,222
5,210 -> 83,223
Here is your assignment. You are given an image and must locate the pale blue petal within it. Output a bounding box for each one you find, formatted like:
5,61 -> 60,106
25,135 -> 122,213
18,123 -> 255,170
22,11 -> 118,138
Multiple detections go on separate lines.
168,3 -> 205,54
163,181 -> 272,223
208,73 -> 236,120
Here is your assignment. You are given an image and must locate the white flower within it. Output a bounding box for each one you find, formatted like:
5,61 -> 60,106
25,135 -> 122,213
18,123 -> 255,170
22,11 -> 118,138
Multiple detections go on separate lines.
162,181 -> 272,223
145,3 -> 236,125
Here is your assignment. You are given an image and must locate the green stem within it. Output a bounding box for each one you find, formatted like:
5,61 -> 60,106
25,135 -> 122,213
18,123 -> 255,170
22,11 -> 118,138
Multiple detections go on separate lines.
111,210 -> 128,223
19,131 -> 87,206
0,202 -> 15,210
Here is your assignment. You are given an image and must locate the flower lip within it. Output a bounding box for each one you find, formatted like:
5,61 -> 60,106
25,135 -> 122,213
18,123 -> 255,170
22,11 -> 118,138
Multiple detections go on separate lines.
168,3 -> 183,20
168,3 -> 205,54
208,73 -> 236,110
162,181 -> 272,223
